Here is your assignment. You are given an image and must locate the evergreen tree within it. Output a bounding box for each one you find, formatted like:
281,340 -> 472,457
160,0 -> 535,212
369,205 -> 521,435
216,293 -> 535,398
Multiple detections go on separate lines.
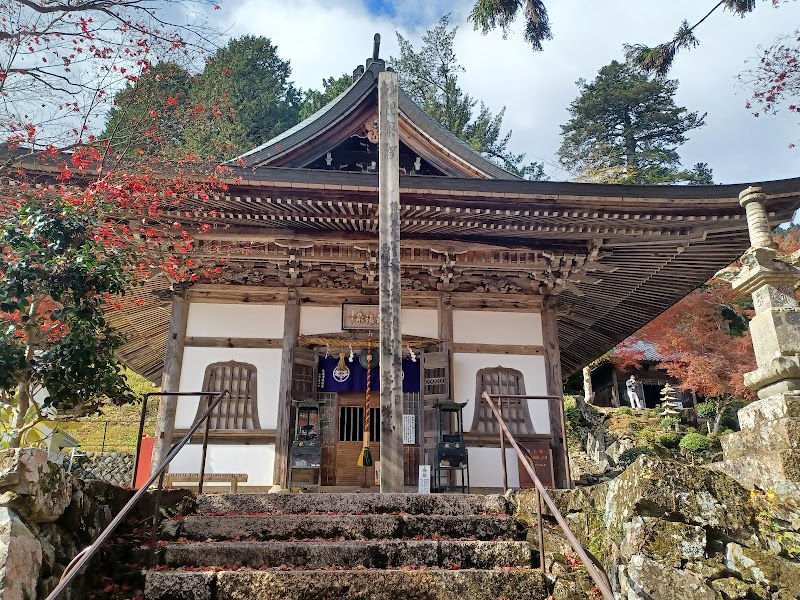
103,62 -> 194,159
300,74 -> 354,120
558,61 -> 711,184
189,36 -> 302,159
391,16 -> 546,179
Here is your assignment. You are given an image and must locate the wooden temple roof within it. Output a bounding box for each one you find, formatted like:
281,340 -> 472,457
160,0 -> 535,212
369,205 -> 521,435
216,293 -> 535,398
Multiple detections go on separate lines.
13,50 -> 800,384
109,167 -> 800,383
230,59 -> 516,180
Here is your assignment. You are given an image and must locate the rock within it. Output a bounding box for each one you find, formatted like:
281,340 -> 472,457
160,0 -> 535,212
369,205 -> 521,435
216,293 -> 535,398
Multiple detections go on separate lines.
0,507 -> 43,600
552,571 -> 597,599
0,448 -> 73,522
605,438 -> 637,468
604,456 -> 754,543
710,577 -> 770,599
620,516 -> 706,566
725,542 -> 800,594
624,554 -> 718,600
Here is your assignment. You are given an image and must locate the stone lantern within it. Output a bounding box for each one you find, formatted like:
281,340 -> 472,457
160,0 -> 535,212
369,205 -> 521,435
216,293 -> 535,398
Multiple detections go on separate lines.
717,187 -> 800,491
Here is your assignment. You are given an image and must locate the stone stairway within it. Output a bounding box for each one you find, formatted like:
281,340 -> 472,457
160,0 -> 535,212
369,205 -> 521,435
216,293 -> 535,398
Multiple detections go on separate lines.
145,492 -> 548,600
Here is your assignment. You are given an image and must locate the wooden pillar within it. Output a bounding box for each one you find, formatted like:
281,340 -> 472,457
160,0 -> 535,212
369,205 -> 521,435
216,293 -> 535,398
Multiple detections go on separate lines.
152,292 -> 189,474
273,289 -> 301,488
378,69 -> 404,493
610,369 -> 620,407
437,293 -> 456,485
541,301 -> 572,489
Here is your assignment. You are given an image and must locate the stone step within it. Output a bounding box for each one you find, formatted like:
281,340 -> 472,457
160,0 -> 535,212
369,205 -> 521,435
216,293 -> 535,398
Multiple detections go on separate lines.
146,568 -> 548,600
163,540 -> 534,570
195,493 -> 508,517
174,513 -> 520,541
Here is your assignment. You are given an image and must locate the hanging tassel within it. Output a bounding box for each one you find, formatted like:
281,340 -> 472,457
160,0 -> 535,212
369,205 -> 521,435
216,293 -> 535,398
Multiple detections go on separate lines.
357,335 -> 374,467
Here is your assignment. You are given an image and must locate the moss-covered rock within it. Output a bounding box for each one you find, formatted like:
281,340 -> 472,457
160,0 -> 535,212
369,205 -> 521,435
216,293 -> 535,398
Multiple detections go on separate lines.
620,516 -> 705,566
0,449 -> 73,523
725,542 -> 800,593
0,506 -> 42,600
604,456 -> 755,543
623,554 -> 718,600
710,576 -> 771,599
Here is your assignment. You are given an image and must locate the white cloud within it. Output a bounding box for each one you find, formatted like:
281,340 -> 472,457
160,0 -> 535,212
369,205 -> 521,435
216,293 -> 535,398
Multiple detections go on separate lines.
221,0 -> 800,184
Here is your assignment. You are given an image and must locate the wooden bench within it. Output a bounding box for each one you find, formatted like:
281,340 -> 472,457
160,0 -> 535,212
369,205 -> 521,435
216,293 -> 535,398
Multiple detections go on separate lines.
163,472 -> 248,493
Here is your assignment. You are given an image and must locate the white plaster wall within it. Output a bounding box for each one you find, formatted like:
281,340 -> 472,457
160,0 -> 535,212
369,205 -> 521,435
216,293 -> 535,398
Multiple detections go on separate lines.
401,308 -> 438,338
453,310 -> 542,346
169,444 -> 275,487
463,448 -> 520,488
175,347 -> 283,429
453,353 -> 550,434
186,303 -> 285,338
300,306 -> 343,335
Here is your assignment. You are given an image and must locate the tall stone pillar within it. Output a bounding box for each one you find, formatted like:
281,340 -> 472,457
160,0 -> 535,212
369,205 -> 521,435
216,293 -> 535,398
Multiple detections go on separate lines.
717,186 -> 800,491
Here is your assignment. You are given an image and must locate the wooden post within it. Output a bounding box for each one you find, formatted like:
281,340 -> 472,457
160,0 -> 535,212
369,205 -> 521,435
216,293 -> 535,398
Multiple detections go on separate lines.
273,289 -> 301,488
378,69 -> 404,493
152,292 -> 189,474
610,369 -> 620,407
437,293 -> 455,485
541,301 -> 572,489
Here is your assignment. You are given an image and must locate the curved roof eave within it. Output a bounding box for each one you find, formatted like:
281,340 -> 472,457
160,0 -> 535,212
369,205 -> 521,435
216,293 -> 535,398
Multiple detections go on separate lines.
228,62 -> 519,181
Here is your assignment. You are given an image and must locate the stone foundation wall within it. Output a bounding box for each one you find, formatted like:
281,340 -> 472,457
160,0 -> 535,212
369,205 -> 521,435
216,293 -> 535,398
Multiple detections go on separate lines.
0,448 -> 193,600
69,452 -> 135,487
513,455 -> 800,599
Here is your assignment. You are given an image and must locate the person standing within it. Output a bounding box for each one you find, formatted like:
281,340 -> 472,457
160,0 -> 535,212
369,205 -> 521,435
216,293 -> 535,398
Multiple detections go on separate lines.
626,375 -> 645,409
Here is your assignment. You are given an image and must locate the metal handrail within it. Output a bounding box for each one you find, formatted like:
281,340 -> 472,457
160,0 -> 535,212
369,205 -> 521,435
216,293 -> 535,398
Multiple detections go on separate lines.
45,389 -> 231,600
482,391 -> 614,600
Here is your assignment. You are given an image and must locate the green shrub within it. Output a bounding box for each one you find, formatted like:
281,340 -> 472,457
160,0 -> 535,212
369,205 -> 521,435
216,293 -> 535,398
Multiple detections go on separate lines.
659,416 -> 680,429
638,426 -> 659,447
617,446 -> 656,467
697,402 -> 718,419
658,432 -> 681,449
617,406 -> 632,416
564,396 -> 581,432
679,432 -> 711,454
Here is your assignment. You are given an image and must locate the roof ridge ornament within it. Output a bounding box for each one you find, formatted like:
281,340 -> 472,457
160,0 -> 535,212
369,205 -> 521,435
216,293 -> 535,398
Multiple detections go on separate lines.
365,33 -> 386,72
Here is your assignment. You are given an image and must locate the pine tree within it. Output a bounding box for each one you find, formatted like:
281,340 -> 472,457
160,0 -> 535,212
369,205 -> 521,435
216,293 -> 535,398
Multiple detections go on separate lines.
558,61 -> 711,184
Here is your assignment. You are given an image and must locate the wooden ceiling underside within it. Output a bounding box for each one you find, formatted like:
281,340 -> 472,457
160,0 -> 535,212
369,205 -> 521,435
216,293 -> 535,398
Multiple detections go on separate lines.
111,174 -> 800,382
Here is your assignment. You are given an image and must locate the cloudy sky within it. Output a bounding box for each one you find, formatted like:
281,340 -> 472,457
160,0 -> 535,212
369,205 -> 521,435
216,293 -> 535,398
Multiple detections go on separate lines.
216,0 -> 800,184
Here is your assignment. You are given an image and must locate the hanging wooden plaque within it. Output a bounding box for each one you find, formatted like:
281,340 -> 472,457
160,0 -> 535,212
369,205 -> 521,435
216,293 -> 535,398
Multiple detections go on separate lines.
342,304 -> 380,330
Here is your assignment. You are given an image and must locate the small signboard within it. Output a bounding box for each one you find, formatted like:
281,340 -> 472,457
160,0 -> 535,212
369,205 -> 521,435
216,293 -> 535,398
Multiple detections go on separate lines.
342,304 -> 380,330
518,439 -> 555,489
418,465 -> 431,494
402,414 -> 416,445
374,460 -> 381,485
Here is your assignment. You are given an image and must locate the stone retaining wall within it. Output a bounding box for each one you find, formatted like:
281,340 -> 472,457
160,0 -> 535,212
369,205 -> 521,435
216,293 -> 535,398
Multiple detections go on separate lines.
0,448 -> 193,600
69,452 -> 135,487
